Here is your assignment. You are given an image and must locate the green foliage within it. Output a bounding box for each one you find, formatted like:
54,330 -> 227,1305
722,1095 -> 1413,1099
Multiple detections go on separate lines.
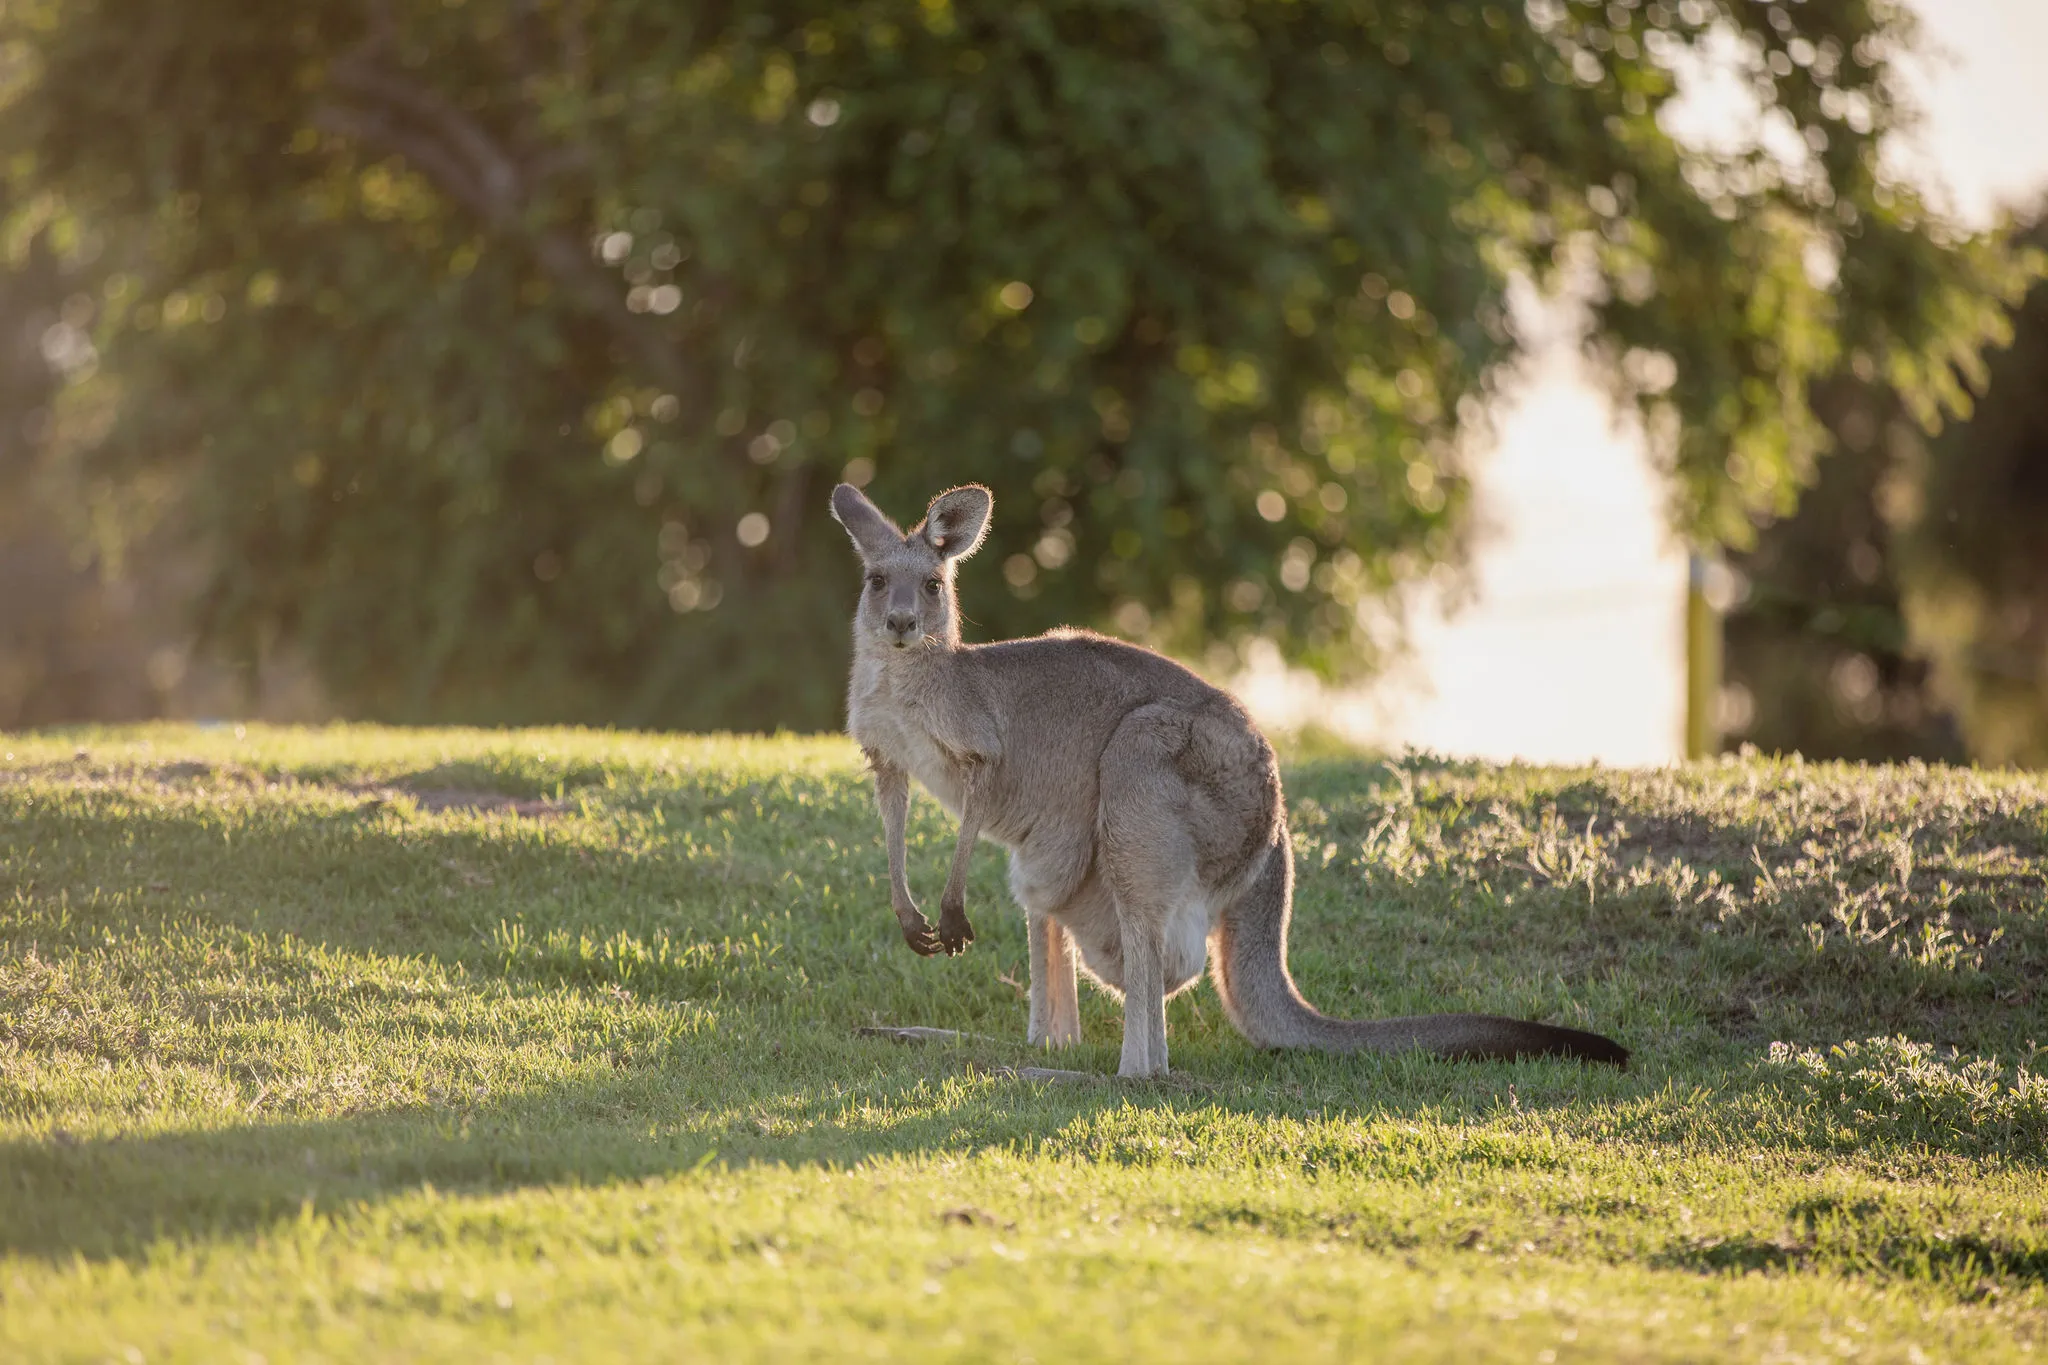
1769,1037 -> 2048,1153
1723,212 -> 2048,766
0,1 -> 2035,727
1897,215 -> 2048,766
1722,373 -> 1964,762
4,726 -> 2048,1357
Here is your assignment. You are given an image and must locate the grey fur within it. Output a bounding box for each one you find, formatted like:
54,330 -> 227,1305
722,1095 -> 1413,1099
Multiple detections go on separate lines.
832,482 -> 1630,1079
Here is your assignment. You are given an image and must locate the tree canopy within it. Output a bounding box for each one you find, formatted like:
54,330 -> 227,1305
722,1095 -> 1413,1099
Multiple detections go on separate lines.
2,0 -> 2033,729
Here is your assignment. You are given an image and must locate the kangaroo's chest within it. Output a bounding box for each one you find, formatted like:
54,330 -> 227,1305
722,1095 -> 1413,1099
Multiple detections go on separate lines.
850,686 -> 965,816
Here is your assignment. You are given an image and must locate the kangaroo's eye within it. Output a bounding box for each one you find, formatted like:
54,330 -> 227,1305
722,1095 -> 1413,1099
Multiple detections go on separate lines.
867,574 -> 886,591
924,579 -> 942,596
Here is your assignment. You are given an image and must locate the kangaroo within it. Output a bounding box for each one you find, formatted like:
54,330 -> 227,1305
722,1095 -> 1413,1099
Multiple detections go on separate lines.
831,481 -> 1628,1079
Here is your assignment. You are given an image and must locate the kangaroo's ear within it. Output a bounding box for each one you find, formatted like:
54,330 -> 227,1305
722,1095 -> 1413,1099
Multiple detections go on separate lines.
830,483 -> 903,562
920,484 -> 993,561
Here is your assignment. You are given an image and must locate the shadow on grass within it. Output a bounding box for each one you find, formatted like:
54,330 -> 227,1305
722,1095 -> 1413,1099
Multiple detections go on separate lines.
19,760 -> 2038,1057
0,1035 -> 1589,1261
0,1055 -> 1351,1252
20,753 -> 2047,1042
6,757 -> 2048,1273
1648,1228 -> 2048,1287
7,1038 -> 2045,1291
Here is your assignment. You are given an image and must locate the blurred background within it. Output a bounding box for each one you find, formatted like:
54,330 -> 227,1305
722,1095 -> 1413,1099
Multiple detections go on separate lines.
2,0 -> 2045,766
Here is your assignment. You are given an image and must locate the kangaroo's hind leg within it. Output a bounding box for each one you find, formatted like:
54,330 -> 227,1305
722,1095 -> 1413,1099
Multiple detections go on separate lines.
1027,909 -> 1082,1048
1096,705 -> 1215,1079
1112,908 -> 1171,1078
1009,842 -> 1087,1049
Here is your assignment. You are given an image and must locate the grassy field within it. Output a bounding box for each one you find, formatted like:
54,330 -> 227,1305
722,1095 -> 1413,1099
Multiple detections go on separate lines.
2,724 -> 2045,1362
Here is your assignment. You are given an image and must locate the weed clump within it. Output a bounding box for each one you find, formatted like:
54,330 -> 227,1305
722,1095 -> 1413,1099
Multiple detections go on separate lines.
1768,1037 -> 2048,1154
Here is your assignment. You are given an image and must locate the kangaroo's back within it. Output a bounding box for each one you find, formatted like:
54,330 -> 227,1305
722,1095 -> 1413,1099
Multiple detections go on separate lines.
963,626 -> 1249,774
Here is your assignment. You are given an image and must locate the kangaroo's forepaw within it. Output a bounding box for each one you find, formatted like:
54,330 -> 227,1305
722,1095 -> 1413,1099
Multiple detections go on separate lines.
897,909 -> 942,957
936,901 -> 975,956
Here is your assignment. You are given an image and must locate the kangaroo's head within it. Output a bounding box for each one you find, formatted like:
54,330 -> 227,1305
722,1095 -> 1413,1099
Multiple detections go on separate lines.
829,482 -> 992,654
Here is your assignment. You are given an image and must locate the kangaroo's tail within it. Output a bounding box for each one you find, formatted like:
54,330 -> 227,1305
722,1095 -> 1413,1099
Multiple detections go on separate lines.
1210,827 -> 1629,1068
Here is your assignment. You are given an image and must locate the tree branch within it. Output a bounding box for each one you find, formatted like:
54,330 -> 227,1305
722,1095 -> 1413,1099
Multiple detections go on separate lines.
310,102 -> 492,222
325,56 -> 525,222
312,18 -> 702,404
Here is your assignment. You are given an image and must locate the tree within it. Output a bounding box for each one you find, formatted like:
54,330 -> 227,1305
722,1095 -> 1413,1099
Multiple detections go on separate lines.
1723,214 -> 2048,767
1894,213 -> 2048,766
1722,374 -> 1965,763
1,0 -> 2033,730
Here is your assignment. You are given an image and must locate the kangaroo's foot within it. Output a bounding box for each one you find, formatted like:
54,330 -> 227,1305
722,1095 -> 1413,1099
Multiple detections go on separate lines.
1026,1019 -> 1083,1048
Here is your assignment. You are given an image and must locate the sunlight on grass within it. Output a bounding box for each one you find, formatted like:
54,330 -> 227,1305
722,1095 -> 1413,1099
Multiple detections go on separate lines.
1,726 -> 2044,1360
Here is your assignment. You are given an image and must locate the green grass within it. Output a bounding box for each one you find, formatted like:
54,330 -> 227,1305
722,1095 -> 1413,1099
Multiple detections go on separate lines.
2,724 -> 2045,1361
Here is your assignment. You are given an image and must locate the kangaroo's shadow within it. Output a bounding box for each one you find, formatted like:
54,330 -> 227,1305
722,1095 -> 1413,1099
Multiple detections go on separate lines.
0,1021 -> 1652,1266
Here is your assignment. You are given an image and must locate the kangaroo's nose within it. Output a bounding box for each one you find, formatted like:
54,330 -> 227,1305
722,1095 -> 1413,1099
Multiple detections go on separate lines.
885,610 -> 917,637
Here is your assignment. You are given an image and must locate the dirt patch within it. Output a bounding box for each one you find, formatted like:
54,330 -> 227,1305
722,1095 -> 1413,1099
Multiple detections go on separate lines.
374,786 -> 569,818
144,762 -> 570,817
150,760 -> 270,787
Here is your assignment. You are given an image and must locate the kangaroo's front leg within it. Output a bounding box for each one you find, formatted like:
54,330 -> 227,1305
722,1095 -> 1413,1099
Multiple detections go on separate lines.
935,762 -> 983,956
869,752 -> 941,956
